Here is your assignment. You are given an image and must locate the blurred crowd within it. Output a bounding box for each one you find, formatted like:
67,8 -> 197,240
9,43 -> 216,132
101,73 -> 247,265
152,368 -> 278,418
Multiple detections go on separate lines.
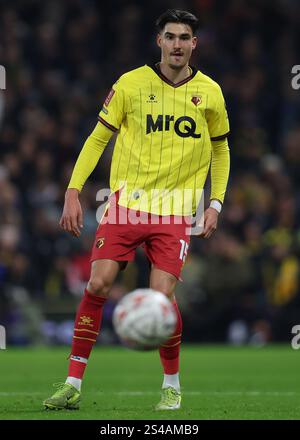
1,0 -> 300,345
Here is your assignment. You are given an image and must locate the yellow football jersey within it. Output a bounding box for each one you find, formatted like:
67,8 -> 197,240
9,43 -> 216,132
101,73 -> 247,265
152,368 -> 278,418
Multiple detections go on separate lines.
98,63 -> 230,215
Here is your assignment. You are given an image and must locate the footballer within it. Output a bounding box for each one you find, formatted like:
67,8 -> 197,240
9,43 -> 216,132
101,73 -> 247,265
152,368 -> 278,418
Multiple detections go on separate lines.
43,8 -> 230,411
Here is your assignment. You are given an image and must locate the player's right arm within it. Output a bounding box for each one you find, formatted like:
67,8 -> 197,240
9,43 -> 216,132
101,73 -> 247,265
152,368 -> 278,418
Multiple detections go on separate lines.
60,122 -> 114,237
60,78 -> 126,237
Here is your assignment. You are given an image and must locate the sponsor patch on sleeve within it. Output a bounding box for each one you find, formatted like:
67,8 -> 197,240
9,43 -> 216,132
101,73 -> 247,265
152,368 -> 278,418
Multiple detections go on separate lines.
101,106 -> 108,115
104,89 -> 115,107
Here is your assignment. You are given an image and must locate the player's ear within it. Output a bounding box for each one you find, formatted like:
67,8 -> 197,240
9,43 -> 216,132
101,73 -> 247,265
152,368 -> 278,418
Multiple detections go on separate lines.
156,33 -> 162,48
192,36 -> 197,50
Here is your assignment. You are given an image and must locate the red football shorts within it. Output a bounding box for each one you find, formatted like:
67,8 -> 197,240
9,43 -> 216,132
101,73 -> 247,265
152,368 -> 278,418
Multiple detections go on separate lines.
90,194 -> 191,280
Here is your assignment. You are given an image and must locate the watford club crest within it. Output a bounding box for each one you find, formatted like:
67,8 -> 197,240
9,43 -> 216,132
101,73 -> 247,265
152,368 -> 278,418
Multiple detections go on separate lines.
78,316 -> 94,327
96,237 -> 105,248
191,95 -> 202,106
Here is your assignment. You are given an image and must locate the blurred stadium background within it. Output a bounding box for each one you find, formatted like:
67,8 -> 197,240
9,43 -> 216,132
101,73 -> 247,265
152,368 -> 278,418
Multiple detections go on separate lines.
1,0 -> 300,350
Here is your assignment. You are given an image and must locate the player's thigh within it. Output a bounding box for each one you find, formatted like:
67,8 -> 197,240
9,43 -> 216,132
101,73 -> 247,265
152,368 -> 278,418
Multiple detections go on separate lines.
87,259 -> 125,297
145,221 -> 190,288
149,267 -> 177,301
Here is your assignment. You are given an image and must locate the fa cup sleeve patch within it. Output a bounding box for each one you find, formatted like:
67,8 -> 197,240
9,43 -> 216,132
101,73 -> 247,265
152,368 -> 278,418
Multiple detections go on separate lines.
104,89 -> 115,107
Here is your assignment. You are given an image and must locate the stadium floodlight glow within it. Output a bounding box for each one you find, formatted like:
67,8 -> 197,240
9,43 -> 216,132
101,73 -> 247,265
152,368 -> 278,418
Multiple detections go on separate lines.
0,65 -> 6,90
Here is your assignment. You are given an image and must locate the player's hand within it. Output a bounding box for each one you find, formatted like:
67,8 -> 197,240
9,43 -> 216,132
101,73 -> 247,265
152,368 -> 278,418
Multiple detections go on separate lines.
59,188 -> 83,237
197,207 -> 219,239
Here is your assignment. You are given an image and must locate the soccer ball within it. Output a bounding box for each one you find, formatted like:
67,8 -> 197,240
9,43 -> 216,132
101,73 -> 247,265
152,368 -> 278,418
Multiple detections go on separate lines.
112,288 -> 177,350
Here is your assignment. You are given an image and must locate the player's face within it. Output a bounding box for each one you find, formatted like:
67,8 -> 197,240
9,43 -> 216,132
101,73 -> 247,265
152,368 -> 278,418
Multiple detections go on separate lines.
157,23 -> 197,69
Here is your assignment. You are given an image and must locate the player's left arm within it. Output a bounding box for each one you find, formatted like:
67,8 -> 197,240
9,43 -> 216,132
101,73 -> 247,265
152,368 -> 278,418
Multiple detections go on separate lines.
200,85 -> 230,239
200,136 -> 230,238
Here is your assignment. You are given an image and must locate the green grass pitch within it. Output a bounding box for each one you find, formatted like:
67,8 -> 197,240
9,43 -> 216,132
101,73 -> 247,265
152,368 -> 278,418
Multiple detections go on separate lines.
0,345 -> 299,420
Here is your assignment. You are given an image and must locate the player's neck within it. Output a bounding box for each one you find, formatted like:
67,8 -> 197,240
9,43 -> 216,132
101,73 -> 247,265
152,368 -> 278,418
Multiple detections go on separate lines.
158,62 -> 192,84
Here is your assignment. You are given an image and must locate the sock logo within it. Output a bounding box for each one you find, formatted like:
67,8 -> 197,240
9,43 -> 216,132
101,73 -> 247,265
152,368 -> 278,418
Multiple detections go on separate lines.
70,355 -> 88,364
96,237 -> 105,248
78,316 -> 94,327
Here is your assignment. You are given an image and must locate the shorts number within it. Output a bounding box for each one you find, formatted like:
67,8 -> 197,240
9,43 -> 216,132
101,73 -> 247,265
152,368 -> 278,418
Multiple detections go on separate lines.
179,239 -> 189,262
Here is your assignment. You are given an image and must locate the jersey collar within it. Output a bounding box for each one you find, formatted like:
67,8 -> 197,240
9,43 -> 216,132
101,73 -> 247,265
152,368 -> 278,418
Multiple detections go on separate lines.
149,62 -> 197,88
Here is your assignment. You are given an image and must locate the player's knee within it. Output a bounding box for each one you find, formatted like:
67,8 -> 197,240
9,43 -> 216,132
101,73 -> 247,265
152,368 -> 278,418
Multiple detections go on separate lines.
163,291 -> 175,302
151,284 -> 175,301
87,276 -> 112,297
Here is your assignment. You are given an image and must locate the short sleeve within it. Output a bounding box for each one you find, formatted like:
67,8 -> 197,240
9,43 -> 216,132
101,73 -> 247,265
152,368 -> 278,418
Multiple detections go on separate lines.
98,78 -> 126,132
207,86 -> 230,141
